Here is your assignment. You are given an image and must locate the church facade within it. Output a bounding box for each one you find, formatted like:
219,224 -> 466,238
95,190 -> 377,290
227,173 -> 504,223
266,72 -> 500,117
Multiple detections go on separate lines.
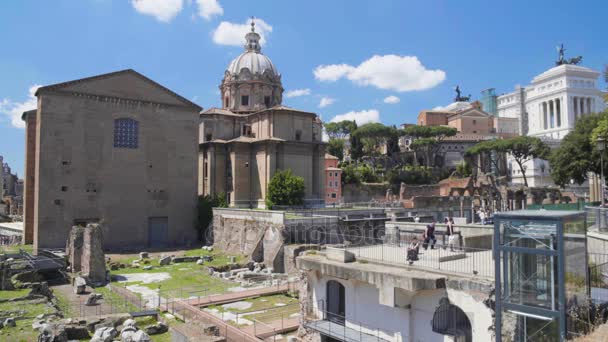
199,22 -> 325,208
23,70 -> 201,250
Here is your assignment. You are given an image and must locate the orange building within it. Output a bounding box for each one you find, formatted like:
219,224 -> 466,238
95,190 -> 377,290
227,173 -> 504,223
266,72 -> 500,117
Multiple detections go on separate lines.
324,154 -> 341,205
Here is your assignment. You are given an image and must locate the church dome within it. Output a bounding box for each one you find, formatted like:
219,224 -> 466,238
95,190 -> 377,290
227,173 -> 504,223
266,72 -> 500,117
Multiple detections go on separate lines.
227,51 -> 278,76
225,20 -> 279,77
220,19 -> 283,113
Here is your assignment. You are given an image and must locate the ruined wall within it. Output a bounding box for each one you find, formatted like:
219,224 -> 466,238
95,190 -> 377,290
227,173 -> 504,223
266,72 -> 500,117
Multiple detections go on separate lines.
66,224 -> 106,283
212,209 -> 286,270
342,183 -> 387,203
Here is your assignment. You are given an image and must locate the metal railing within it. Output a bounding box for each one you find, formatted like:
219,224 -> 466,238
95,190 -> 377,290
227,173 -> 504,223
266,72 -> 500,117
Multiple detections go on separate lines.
314,232 -> 495,279
304,300 -> 392,342
586,206 -> 608,233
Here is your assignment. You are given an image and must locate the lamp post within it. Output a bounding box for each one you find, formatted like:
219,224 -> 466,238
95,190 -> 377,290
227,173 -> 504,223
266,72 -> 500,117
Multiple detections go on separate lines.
598,137 -> 606,207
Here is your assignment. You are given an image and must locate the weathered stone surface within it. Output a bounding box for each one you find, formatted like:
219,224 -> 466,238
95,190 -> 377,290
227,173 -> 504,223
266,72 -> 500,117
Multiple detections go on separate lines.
142,266 -> 152,271
74,276 -> 87,294
122,329 -> 151,342
4,317 -> 16,327
144,322 -> 168,335
29,282 -> 53,298
139,252 -> 149,259
64,324 -> 90,340
122,318 -> 136,328
90,326 -> 117,342
196,259 -> 204,265
37,323 -> 68,342
85,293 -> 102,306
158,256 -> 171,266
171,256 -> 200,263
66,224 -> 106,284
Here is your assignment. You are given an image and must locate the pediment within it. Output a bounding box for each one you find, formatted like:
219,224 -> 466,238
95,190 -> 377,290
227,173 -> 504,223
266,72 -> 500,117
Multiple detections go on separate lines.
37,69 -> 199,108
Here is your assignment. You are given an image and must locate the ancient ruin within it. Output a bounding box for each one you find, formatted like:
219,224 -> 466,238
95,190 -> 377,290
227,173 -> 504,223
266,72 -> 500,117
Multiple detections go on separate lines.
66,223 -> 106,284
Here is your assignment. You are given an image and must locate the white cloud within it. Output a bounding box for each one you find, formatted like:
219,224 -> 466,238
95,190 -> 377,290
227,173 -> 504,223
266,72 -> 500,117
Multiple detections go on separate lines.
131,0 -> 183,23
196,0 -> 223,21
314,55 -> 445,92
314,64 -> 354,82
318,97 -> 335,108
0,85 -> 40,129
212,18 -> 272,46
285,88 -> 311,98
330,109 -> 380,126
383,95 -> 400,104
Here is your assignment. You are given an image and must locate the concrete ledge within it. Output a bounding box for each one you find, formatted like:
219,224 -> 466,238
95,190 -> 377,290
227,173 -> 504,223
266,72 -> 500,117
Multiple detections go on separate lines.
297,254 -> 446,292
438,252 -> 466,262
326,247 -> 355,263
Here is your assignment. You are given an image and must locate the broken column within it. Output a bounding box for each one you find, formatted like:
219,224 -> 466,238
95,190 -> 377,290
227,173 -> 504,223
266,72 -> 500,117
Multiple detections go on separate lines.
66,224 -> 106,284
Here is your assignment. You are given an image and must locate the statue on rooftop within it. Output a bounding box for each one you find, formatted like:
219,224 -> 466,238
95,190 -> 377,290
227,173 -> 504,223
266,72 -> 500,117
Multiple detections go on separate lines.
555,44 -> 582,66
454,85 -> 471,102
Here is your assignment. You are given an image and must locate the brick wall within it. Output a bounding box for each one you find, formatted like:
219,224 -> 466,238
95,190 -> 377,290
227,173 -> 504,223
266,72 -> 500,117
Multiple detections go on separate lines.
23,110 -> 36,244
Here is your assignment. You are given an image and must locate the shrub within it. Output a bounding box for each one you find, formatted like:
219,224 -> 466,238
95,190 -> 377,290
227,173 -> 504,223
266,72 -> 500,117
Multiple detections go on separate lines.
197,193 -> 227,241
266,169 -> 306,208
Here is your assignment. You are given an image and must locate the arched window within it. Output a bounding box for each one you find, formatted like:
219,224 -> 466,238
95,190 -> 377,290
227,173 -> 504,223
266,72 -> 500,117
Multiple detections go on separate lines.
432,298 -> 472,342
113,118 -> 139,149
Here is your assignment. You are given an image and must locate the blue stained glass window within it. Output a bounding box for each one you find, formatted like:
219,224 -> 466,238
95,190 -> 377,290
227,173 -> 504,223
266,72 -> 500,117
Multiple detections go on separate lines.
113,118 -> 139,148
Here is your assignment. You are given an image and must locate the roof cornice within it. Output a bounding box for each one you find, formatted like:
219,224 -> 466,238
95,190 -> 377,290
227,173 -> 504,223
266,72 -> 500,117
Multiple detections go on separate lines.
36,69 -> 202,111
40,89 -> 201,111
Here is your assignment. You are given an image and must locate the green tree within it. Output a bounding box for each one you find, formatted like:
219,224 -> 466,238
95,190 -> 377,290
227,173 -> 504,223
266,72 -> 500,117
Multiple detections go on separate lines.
503,136 -> 550,187
455,161 -> 472,178
550,111 -> 608,186
465,139 -> 509,175
352,123 -> 399,155
266,169 -> 306,208
591,115 -> 608,143
197,193 -> 227,241
348,122 -> 364,162
324,120 -> 357,140
403,126 -> 457,167
327,138 -> 345,161
386,165 -> 434,185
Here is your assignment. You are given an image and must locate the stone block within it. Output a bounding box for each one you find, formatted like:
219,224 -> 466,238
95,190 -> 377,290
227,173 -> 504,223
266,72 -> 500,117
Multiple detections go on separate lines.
326,247 -> 355,263
159,256 -> 171,266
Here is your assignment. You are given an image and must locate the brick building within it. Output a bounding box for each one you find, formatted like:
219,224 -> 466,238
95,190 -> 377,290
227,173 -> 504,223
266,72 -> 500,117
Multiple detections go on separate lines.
22,69 -> 201,250
324,154 -> 342,205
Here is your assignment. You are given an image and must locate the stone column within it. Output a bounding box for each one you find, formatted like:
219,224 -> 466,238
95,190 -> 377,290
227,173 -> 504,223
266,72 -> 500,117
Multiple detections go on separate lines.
580,96 -> 585,115
555,98 -> 561,127
549,100 -> 555,128
542,102 -> 548,130
573,97 -> 578,119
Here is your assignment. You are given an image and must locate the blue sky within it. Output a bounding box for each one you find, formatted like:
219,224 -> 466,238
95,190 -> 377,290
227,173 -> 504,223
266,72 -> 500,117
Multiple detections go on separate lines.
1,0 -> 607,176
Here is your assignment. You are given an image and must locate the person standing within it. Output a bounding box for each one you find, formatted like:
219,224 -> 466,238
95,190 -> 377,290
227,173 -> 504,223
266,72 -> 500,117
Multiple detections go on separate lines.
478,209 -> 486,225
446,217 -> 457,251
423,221 -> 437,250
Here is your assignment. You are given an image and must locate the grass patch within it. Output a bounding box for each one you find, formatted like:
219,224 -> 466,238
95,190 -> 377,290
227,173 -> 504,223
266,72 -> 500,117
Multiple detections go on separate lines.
0,298 -> 57,342
0,288 -> 29,300
110,248 -> 247,299
0,244 -> 34,255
